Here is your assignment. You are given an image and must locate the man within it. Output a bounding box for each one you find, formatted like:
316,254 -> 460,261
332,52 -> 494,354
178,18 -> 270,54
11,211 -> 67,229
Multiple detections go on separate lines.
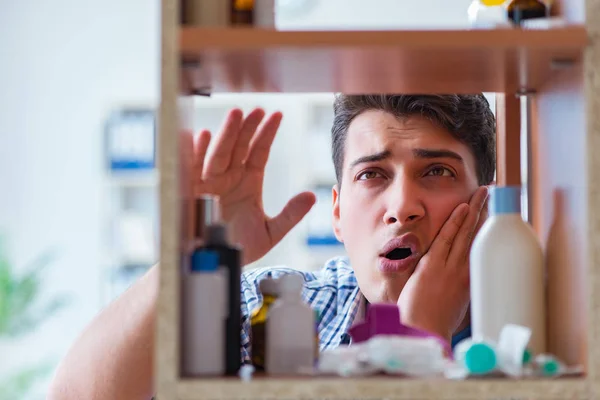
48,94 -> 495,399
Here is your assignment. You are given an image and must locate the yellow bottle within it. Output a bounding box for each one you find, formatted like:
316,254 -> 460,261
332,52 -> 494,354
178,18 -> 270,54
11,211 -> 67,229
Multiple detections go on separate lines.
250,277 -> 279,370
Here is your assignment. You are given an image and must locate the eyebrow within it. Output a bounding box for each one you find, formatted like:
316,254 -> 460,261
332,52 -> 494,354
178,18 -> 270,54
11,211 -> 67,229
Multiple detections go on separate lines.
413,148 -> 464,163
348,148 -> 464,169
349,150 -> 392,168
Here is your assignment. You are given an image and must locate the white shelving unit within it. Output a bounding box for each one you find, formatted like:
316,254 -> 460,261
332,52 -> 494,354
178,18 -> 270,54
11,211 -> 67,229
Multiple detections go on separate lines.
100,108 -> 159,306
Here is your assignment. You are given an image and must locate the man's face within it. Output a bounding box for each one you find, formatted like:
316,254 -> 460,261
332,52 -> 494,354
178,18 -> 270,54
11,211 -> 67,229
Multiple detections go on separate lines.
332,110 -> 480,304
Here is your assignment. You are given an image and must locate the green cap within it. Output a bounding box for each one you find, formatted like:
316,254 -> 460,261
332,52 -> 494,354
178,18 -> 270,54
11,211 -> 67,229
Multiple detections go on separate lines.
522,348 -> 533,365
541,359 -> 560,376
464,342 -> 497,375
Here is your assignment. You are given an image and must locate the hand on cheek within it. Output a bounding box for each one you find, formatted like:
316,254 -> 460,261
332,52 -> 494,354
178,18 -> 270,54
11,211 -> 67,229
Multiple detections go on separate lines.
397,186 -> 489,342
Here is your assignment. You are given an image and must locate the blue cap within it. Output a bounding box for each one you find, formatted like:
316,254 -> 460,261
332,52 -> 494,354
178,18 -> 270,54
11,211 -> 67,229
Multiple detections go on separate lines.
190,250 -> 219,272
489,186 -> 521,215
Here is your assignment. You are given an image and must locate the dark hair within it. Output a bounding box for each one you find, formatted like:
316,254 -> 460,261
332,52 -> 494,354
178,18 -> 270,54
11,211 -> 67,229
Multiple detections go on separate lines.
331,94 -> 496,186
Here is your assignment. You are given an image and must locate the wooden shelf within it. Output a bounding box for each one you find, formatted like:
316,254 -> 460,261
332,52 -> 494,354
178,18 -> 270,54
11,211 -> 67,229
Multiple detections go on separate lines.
179,27 -> 588,95
175,376 -> 587,400
158,1 -> 600,398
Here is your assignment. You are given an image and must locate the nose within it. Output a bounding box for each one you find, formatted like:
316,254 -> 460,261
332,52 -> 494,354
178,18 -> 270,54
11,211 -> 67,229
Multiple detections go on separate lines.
383,177 -> 425,226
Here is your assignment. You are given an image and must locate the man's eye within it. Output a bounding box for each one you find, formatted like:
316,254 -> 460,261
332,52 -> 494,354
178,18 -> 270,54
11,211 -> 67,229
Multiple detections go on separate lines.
357,170 -> 382,180
426,166 -> 454,177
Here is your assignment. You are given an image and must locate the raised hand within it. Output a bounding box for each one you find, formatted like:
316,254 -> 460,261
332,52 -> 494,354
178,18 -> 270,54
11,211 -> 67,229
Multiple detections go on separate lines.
192,108 -> 316,266
397,186 -> 489,341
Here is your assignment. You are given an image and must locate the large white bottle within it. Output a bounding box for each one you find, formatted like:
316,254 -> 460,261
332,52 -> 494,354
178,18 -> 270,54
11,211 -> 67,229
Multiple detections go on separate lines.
470,186 -> 546,355
266,274 -> 315,375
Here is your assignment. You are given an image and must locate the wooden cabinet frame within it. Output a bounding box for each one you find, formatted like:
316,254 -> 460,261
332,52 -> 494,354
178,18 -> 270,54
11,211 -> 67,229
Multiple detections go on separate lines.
156,1 -> 599,398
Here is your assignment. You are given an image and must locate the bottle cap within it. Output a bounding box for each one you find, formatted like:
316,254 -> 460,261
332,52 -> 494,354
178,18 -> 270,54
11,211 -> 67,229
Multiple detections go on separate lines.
464,342 -> 497,375
279,274 -> 304,296
522,348 -> 533,364
258,276 -> 279,296
489,186 -> 521,215
206,224 -> 230,246
190,249 -> 219,272
238,364 -> 255,382
534,354 -> 562,376
481,0 -> 506,5
194,195 -> 221,240
540,357 -> 560,376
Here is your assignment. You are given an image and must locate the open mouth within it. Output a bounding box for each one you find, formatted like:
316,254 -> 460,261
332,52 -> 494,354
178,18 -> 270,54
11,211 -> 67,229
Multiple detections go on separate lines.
384,247 -> 413,261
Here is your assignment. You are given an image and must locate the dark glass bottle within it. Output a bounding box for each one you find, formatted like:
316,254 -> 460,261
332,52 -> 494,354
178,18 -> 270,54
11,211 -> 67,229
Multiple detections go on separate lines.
194,196 -> 242,376
204,224 -> 242,376
507,0 -> 547,25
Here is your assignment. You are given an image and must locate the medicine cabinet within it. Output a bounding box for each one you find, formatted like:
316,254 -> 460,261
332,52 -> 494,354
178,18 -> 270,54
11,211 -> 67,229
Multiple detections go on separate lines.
155,0 -> 599,398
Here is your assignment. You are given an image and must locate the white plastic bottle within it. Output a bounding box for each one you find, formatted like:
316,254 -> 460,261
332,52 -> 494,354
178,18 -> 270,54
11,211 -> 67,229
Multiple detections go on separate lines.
467,0 -> 511,28
470,186 -> 546,355
181,249 -> 228,376
266,274 -> 315,375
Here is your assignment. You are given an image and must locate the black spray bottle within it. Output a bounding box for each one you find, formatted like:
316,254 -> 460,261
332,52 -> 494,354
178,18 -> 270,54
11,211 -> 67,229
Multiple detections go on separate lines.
195,195 -> 242,376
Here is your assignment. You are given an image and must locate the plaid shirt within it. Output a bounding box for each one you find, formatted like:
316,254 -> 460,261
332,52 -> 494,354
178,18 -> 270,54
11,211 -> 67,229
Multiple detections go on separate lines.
240,256 -> 471,363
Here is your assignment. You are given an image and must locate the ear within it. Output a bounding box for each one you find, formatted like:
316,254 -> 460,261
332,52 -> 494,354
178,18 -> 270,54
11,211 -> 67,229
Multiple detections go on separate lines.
332,184 -> 344,243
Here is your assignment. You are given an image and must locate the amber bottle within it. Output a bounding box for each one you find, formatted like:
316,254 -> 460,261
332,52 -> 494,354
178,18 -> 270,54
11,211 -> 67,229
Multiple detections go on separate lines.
231,0 -> 254,25
507,0 -> 547,25
250,277 -> 279,370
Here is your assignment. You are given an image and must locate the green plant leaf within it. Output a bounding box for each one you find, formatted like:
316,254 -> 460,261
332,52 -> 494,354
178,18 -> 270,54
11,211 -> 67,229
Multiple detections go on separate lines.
0,361 -> 54,400
6,296 -> 70,337
0,257 -> 14,334
10,270 -> 40,316
0,236 -> 67,397
0,247 -> 67,337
